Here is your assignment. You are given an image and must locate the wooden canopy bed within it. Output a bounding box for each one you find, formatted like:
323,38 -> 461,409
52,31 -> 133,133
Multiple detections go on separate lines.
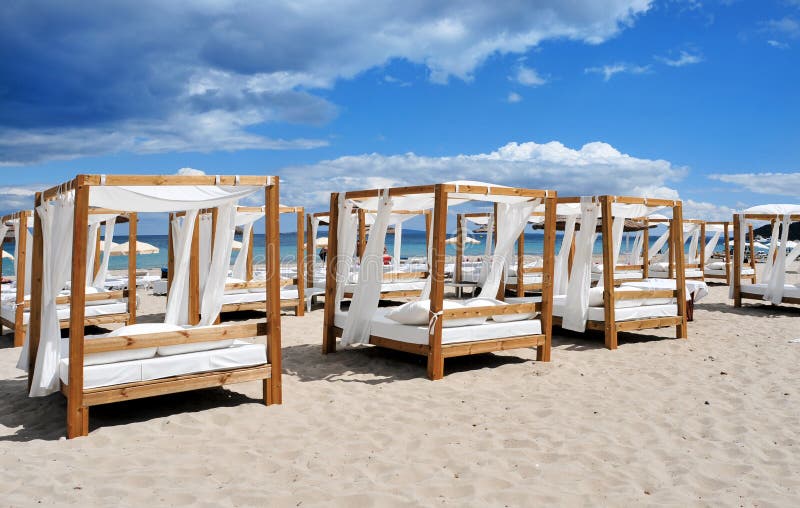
703,221 -> 756,285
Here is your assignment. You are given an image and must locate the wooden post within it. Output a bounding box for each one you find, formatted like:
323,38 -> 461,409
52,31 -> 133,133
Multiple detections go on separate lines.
188,216 -> 200,325
295,209 -> 305,316
167,213 -> 174,293
13,211 -> 29,347
672,203 -> 688,339
93,226 -> 101,279
642,225 -> 650,278
68,176 -> 90,438
127,213 -> 137,325
322,193 -> 340,354
306,214 -> 314,289
357,208 -> 366,260
427,184 -> 447,380
265,179 -> 283,405
748,224 -> 756,283
600,196 -> 618,350
516,230 -> 524,296
538,193 -> 557,362
455,213 -> 463,284
27,197 -> 44,393
246,225 -> 254,282
733,215 -> 742,307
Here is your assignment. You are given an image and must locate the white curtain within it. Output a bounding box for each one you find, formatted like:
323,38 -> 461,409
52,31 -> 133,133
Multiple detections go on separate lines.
648,229 -> 671,261
562,198 -> 601,332
200,204 -> 237,325
334,196 -> 358,307
19,193 -> 75,396
342,190 -> 393,346
165,211 -> 199,325
12,220 -> 33,295
84,223 -> 100,286
764,215 -> 791,304
310,216 -> 320,280
92,218 -> 116,289
730,215 -> 747,299
686,224 -> 701,263
393,221 -> 402,271
762,219 -> 781,281
478,212 -> 494,285
704,230 -> 722,264
628,231 -> 644,265
198,214 -> 213,293
0,223 -> 9,293
553,215 -> 577,296
232,222 -> 254,280
611,217 -> 625,268
419,207 -> 436,300
481,200 -> 539,299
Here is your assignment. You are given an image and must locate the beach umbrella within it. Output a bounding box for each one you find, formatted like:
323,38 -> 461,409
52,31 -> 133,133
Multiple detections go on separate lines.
2,250 -> 12,260
109,241 -> 160,256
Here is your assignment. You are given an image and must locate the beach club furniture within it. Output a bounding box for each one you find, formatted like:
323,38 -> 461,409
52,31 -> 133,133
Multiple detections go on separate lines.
322,181 -> 557,380
733,205 -> 800,307
543,196 -> 689,350
1,209 -> 136,347
20,174 -> 282,439
703,221 -> 757,285
646,217 -> 706,281
169,204 -> 307,317
309,209 -> 432,301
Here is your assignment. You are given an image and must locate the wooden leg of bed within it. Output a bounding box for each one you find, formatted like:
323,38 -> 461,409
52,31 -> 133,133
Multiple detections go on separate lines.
296,303 -> 304,317
263,379 -> 272,405
427,352 -> 444,380
322,327 -> 336,354
536,343 -> 550,362
605,327 -> 618,350
677,318 -> 688,339
14,327 -> 24,348
67,403 -> 89,439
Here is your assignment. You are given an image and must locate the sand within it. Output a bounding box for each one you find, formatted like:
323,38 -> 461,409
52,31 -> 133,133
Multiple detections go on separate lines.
1,272 -> 799,507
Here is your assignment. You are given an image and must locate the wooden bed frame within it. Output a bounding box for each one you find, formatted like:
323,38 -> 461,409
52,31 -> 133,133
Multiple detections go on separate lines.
645,216 -> 705,281
733,212 -> 800,307
703,221 -> 756,285
168,205 -> 306,317
552,196 -> 688,350
1,209 -> 136,347
26,174 -> 282,438
322,183 -> 557,380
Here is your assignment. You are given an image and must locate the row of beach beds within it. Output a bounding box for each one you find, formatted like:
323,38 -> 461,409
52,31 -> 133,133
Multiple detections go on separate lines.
1,175 -> 797,439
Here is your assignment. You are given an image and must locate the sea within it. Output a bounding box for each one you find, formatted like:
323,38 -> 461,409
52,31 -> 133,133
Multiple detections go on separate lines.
1,229 -> 724,276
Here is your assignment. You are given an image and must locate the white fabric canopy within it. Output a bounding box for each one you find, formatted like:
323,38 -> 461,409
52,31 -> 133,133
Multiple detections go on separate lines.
764,215 -> 791,304
743,204 -> 800,216
342,190 -> 393,345
231,210 -> 263,280
481,200 -> 540,298
334,196 -> 358,307
704,230 -> 722,264
92,217 -> 116,289
562,198 -> 601,332
199,204 -> 237,325
165,211 -> 198,325
11,219 -> 34,295
553,216 -> 577,296
89,185 -> 260,213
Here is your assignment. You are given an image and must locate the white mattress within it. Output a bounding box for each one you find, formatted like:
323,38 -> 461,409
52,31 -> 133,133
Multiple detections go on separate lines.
1,301 -> 128,325
334,308 -> 541,346
740,283 -> 800,298
221,290 -> 298,306
650,269 -> 705,279
551,295 -> 678,322
590,270 -> 643,281
343,280 -> 426,294
704,268 -> 755,276
506,274 -> 543,285
59,341 -> 267,389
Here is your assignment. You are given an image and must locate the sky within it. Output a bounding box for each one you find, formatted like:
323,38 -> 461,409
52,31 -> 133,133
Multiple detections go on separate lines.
0,0 -> 798,234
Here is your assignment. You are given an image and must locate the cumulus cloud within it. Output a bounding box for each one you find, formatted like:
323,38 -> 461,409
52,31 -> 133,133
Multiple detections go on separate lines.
682,199 -> 734,221
177,167 -> 206,176
277,140 -> 687,207
656,50 -> 704,67
585,62 -> 651,81
513,66 -> 547,86
0,0 -> 653,164
0,184 -> 46,213
507,92 -> 523,103
767,39 -> 790,49
709,172 -> 800,196
761,16 -> 800,38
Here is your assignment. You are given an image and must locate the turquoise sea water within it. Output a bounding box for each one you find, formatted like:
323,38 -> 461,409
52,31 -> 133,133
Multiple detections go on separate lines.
1,229 -> 724,276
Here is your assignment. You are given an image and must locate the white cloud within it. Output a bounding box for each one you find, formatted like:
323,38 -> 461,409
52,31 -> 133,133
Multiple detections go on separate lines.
709,172 -> 800,196
656,50 -> 704,67
513,66 -> 547,86
767,39 -> 790,49
0,1 -> 655,164
762,16 -> 800,38
177,167 -> 206,176
507,92 -> 523,103
278,140 -> 687,207
683,199 -> 734,221
585,62 -> 651,81
0,184 -> 46,213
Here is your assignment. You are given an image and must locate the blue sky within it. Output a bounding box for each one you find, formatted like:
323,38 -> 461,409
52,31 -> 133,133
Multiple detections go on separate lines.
0,0 -> 798,233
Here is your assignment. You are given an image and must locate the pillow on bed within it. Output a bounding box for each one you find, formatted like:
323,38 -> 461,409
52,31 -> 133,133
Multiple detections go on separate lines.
465,297 -> 535,322
587,287 -> 605,307
706,261 -> 726,270
650,262 -> 670,272
157,324 -> 236,356
384,299 -> 486,327
225,277 -> 250,294
83,286 -> 118,307
591,264 -> 604,273
82,323 -> 179,366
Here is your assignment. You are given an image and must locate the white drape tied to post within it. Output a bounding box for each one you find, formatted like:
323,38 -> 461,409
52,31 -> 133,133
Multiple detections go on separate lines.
553,215 -> 577,296
686,224 -> 701,264
231,211 -> 263,280
704,230 -> 721,264
764,215 -> 791,304
648,228 -> 671,261
481,200 -> 540,299
393,221 -> 402,271
12,220 -> 33,295
310,216 -> 320,279
92,217 -> 116,289
342,190 -> 393,346
562,197 -> 601,333
0,223 -> 9,278
18,193 -> 75,396
478,212 -> 494,286
762,219 -> 781,282
334,196 -> 358,307
200,204 -> 237,325
165,211 -> 199,325
198,214 -> 213,293
419,208 -> 436,300
730,214 -> 747,299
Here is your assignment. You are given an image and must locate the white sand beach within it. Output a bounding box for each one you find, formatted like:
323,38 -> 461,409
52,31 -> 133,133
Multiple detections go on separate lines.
1,271 -> 799,507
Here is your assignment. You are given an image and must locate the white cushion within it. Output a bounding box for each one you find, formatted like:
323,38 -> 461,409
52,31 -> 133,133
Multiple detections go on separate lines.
225,277 -> 249,294
385,299 -> 486,327
157,324 -> 235,356
650,262 -> 670,271
84,286 -> 118,307
707,261 -> 726,270
465,297 -> 534,322
82,323 -> 177,366
588,286 -> 674,309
